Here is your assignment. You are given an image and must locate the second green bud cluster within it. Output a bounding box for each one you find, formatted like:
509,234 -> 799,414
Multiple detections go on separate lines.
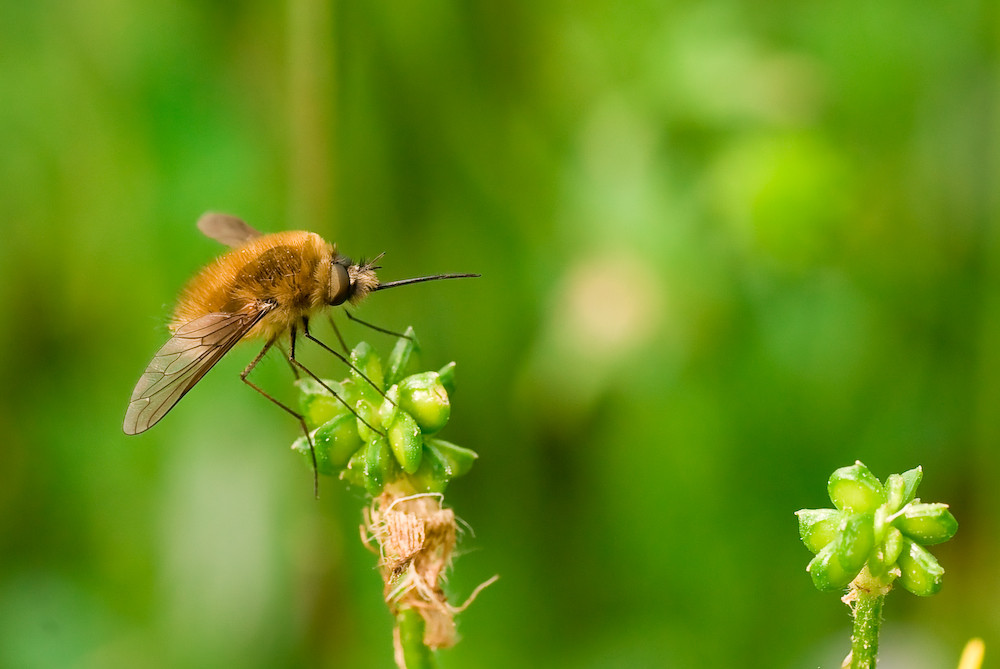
292,328 -> 477,495
796,461 -> 957,596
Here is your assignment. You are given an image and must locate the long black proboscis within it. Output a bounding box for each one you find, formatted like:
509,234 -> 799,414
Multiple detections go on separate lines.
374,273 -> 480,291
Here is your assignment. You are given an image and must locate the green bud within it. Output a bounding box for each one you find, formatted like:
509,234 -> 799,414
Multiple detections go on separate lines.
869,526 -> 904,577
341,448 -> 368,490
354,399 -> 380,443
291,435 -> 327,474
425,438 -> 478,480
807,541 -> 855,592
397,372 -> 451,434
336,378 -> 362,407
314,412 -> 363,469
384,327 -> 421,387
291,413 -> 363,476
895,503 -> 958,545
897,539 -> 944,597
350,341 -> 385,400
387,410 -> 423,474
828,462 -> 885,513
796,509 -> 841,554
883,526 -> 904,565
296,378 -> 346,429
407,439 -> 479,494
898,466 -> 923,505
884,474 -> 906,511
379,385 -> 401,427
437,362 -> 456,396
362,436 -> 397,495
835,512 -> 875,575
885,467 -> 923,510
408,453 -> 449,494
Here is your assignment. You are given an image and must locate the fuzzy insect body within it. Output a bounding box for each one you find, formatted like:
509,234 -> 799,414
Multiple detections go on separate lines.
171,230 -> 374,342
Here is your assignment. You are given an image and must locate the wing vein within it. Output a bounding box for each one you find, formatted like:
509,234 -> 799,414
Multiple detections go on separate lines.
123,307 -> 270,434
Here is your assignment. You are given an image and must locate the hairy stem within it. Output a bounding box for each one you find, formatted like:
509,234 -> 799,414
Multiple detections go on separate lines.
394,608 -> 436,669
842,568 -> 890,669
848,590 -> 883,669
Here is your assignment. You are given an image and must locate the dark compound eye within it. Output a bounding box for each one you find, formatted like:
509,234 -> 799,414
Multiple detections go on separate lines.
329,261 -> 351,305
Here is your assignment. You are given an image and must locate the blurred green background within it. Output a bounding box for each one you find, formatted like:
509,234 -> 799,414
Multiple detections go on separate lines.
0,1 -> 996,667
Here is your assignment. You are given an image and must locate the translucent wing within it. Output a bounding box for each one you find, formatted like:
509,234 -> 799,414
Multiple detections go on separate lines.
196,212 -> 263,248
123,309 -> 268,434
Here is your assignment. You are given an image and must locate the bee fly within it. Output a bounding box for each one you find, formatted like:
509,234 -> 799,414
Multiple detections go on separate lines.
123,213 -> 478,493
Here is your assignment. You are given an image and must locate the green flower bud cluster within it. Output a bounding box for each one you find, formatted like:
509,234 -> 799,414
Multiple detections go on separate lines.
291,328 -> 477,495
796,462 -> 957,596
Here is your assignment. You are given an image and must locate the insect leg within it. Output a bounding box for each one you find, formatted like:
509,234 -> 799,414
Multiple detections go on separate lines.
344,310 -> 413,340
327,315 -> 349,353
301,318 -> 396,406
274,341 -> 300,378
241,335 -> 319,497
289,320 -> 388,435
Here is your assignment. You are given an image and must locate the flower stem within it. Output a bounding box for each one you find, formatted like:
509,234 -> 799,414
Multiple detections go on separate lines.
395,608 -> 436,669
287,0 -> 335,231
847,587 -> 884,669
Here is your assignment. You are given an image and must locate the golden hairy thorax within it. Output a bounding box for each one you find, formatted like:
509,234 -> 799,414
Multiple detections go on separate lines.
170,230 -> 335,340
